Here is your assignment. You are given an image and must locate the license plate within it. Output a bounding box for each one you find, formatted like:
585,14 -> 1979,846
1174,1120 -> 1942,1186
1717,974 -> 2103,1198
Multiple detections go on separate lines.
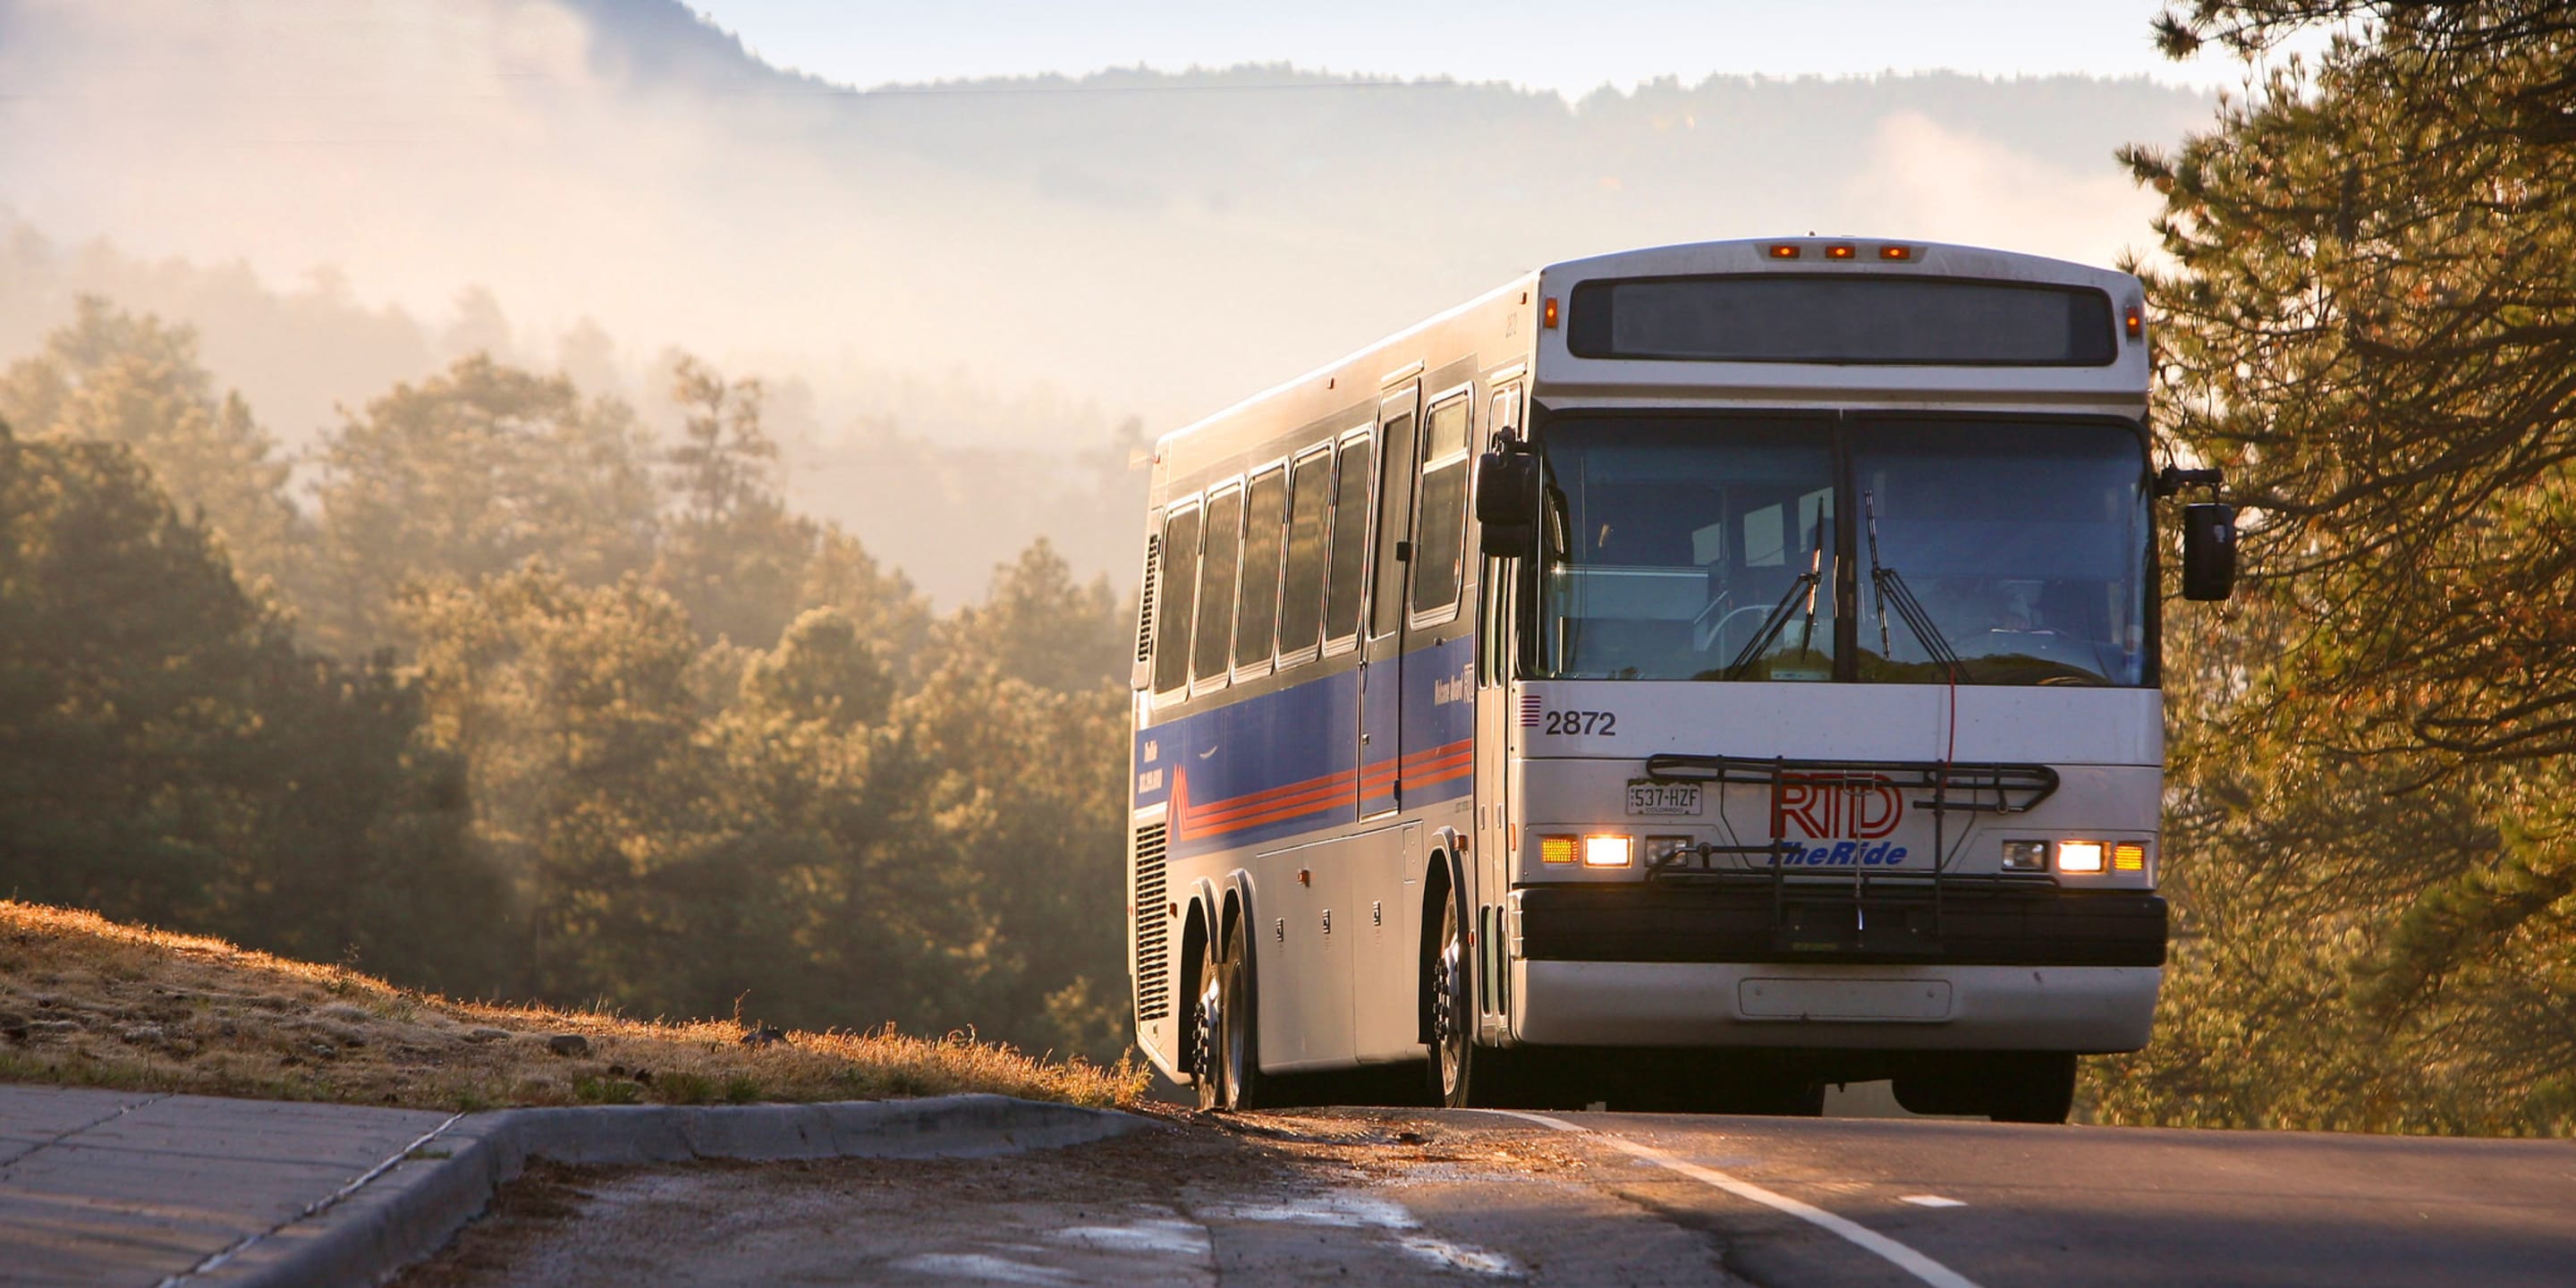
1626,781 -> 1702,817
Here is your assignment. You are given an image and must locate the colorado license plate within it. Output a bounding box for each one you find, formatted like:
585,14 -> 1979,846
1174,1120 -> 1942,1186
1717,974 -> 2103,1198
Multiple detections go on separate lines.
1626,782 -> 1702,816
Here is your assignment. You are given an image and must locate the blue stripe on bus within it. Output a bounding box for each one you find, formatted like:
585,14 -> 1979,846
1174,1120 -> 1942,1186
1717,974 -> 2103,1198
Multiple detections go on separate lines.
1135,636 -> 1476,860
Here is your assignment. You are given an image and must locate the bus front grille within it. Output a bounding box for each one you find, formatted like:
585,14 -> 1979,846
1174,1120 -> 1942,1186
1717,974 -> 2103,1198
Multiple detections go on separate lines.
1132,822 -> 1171,1021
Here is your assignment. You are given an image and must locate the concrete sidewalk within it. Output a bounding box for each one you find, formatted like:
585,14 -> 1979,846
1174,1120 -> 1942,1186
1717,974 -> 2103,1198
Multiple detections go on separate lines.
0,1084 -> 1144,1287
0,1085 -> 453,1286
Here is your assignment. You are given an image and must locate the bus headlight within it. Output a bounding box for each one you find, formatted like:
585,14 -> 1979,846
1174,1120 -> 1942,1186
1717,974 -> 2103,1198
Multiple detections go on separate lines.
2056,840 -> 2105,874
2001,840 -> 2048,872
1582,835 -> 1633,868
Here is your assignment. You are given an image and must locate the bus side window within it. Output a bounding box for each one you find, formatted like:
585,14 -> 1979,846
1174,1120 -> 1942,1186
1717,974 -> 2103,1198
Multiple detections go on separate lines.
1323,434 -> 1374,646
1411,394 -> 1471,622
1192,484 -> 1244,689
1153,502 -> 1202,697
1371,412 -> 1416,640
1278,447 -> 1332,662
1233,465 -> 1289,671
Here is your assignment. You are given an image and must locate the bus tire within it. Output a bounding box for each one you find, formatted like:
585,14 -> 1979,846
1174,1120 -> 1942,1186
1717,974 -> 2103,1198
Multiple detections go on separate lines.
1216,918 -> 1271,1111
1191,931 -> 1225,1111
1986,1052 -> 2077,1123
1427,889 -> 1479,1108
1733,1076 -> 1827,1117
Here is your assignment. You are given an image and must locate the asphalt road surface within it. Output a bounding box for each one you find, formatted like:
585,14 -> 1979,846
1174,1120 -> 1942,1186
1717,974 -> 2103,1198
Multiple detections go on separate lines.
400,1099 -> 2576,1288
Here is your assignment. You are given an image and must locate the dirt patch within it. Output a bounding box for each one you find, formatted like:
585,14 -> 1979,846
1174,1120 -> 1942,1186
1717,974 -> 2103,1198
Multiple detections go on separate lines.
0,900 -> 1142,1111
395,1108 -> 1733,1288
396,1111 -> 1301,1288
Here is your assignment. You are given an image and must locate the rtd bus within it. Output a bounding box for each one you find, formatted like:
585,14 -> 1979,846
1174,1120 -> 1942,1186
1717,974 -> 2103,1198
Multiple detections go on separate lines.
1125,237 -> 2233,1122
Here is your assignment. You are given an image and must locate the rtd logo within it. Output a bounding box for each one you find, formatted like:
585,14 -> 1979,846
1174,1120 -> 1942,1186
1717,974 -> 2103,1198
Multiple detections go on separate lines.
1770,773 -> 1903,840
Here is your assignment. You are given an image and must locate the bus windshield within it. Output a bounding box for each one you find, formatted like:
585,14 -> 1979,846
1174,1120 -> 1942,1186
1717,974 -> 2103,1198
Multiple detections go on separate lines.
1537,418 -> 1838,682
1532,416 -> 2149,686
1851,419 -> 2148,687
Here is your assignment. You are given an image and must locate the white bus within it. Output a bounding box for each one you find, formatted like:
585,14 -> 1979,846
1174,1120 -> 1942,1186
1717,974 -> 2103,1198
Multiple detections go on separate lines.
1125,237 -> 2234,1122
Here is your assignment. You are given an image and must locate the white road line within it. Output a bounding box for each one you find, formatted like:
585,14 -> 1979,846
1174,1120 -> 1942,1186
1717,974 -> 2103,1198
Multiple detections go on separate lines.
1902,1195 -> 1969,1208
1474,1110 -> 1985,1288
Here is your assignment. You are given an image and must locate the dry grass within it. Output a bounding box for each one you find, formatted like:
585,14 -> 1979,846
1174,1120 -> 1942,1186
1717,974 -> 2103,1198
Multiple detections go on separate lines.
0,901 -> 1145,1112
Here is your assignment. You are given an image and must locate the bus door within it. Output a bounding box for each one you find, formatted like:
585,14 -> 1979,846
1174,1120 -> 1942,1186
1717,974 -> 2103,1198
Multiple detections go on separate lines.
1357,384 -> 1419,818
1472,381 -> 1523,1030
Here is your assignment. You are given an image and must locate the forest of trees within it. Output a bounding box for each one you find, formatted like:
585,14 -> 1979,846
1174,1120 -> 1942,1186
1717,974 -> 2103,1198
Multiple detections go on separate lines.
0,302 -> 1138,1063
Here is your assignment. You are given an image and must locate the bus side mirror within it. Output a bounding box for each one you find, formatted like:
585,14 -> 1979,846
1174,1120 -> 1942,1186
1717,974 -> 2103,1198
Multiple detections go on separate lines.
2182,503 -> 2236,601
1476,450 -> 1539,559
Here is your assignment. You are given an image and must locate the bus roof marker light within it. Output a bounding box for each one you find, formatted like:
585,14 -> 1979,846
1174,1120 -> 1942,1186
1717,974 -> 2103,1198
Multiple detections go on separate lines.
1877,244 -> 1915,261
1766,243 -> 1801,259
1543,297 -> 1560,329
1825,243 -> 1856,260
2124,305 -> 2146,341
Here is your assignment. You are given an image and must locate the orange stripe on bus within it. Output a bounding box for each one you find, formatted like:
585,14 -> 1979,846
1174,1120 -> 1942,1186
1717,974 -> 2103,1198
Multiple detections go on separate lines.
1179,738 -> 1477,837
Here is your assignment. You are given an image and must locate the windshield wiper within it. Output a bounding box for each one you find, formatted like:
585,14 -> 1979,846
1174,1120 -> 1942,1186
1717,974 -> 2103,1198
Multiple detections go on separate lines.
1724,508 -> 1830,680
1863,489 -> 1960,674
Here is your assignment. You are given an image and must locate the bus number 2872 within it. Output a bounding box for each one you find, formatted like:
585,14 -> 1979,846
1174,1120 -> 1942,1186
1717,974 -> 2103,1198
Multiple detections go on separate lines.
1541,709 -> 1617,736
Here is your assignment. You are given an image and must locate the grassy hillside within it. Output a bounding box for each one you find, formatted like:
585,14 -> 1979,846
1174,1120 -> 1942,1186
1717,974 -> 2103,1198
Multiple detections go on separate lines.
0,902 -> 1142,1111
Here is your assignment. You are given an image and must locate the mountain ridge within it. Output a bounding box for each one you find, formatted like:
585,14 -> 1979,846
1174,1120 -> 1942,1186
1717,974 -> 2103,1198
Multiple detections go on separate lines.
0,0 -> 2215,598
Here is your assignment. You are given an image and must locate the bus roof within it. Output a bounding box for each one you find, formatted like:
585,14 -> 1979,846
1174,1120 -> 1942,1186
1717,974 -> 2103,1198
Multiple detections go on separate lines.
1151,237 -> 2148,476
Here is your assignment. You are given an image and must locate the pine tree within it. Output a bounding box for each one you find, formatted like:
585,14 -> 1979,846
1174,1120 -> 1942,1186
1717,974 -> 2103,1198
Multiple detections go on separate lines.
2094,0 -> 2576,1132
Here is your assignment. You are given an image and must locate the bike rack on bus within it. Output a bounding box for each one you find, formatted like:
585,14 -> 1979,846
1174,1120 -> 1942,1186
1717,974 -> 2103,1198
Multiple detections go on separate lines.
1639,753 -> 2061,955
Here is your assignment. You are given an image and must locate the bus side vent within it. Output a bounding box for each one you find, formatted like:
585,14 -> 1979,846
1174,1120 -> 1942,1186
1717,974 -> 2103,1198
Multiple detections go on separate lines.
1131,535 -> 1160,689
1132,822 -> 1171,1022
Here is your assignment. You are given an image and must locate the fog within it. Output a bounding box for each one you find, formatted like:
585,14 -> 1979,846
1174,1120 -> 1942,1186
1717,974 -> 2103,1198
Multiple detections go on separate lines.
0,0 -> 2207,600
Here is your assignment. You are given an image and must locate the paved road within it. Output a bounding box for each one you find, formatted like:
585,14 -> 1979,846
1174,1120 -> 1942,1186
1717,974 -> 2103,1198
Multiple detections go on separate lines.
401,1099 -> 2576,1288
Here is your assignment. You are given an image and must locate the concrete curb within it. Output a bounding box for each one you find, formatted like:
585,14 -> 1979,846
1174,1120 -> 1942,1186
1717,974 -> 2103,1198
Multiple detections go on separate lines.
178,1095 -> 1148,1288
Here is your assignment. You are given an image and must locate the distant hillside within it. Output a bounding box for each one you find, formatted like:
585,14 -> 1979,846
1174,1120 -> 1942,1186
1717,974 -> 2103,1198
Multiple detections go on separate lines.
0,0 -> 2213,598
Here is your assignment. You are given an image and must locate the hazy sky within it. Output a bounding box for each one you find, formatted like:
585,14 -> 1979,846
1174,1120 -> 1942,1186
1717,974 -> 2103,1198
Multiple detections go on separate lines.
691,0 -> 2235,96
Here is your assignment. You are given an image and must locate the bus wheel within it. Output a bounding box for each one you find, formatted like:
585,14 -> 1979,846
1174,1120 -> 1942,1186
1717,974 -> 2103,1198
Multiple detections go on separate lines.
1217,920 -> 1269,1110
1192,933 -> 1225,1111
1427,893 -> 1478,1108
1987,1052 -> 2077,1123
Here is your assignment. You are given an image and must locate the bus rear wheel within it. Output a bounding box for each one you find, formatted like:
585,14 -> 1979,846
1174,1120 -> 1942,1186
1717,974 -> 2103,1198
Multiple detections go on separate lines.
1216,921 -> 1270,1110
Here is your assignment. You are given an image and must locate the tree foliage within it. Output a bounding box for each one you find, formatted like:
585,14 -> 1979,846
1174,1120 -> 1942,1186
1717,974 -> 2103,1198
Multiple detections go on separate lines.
0,419 -> 503,993
650,354 -> 821,649
312,354 -> 660,654
2097,0 -> 2576,1132
0,297 -> 307,606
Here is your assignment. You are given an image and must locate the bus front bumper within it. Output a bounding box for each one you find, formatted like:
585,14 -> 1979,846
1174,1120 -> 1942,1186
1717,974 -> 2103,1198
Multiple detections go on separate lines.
1504,883 -> 2165,1052
1508,960 -> 2160,1052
